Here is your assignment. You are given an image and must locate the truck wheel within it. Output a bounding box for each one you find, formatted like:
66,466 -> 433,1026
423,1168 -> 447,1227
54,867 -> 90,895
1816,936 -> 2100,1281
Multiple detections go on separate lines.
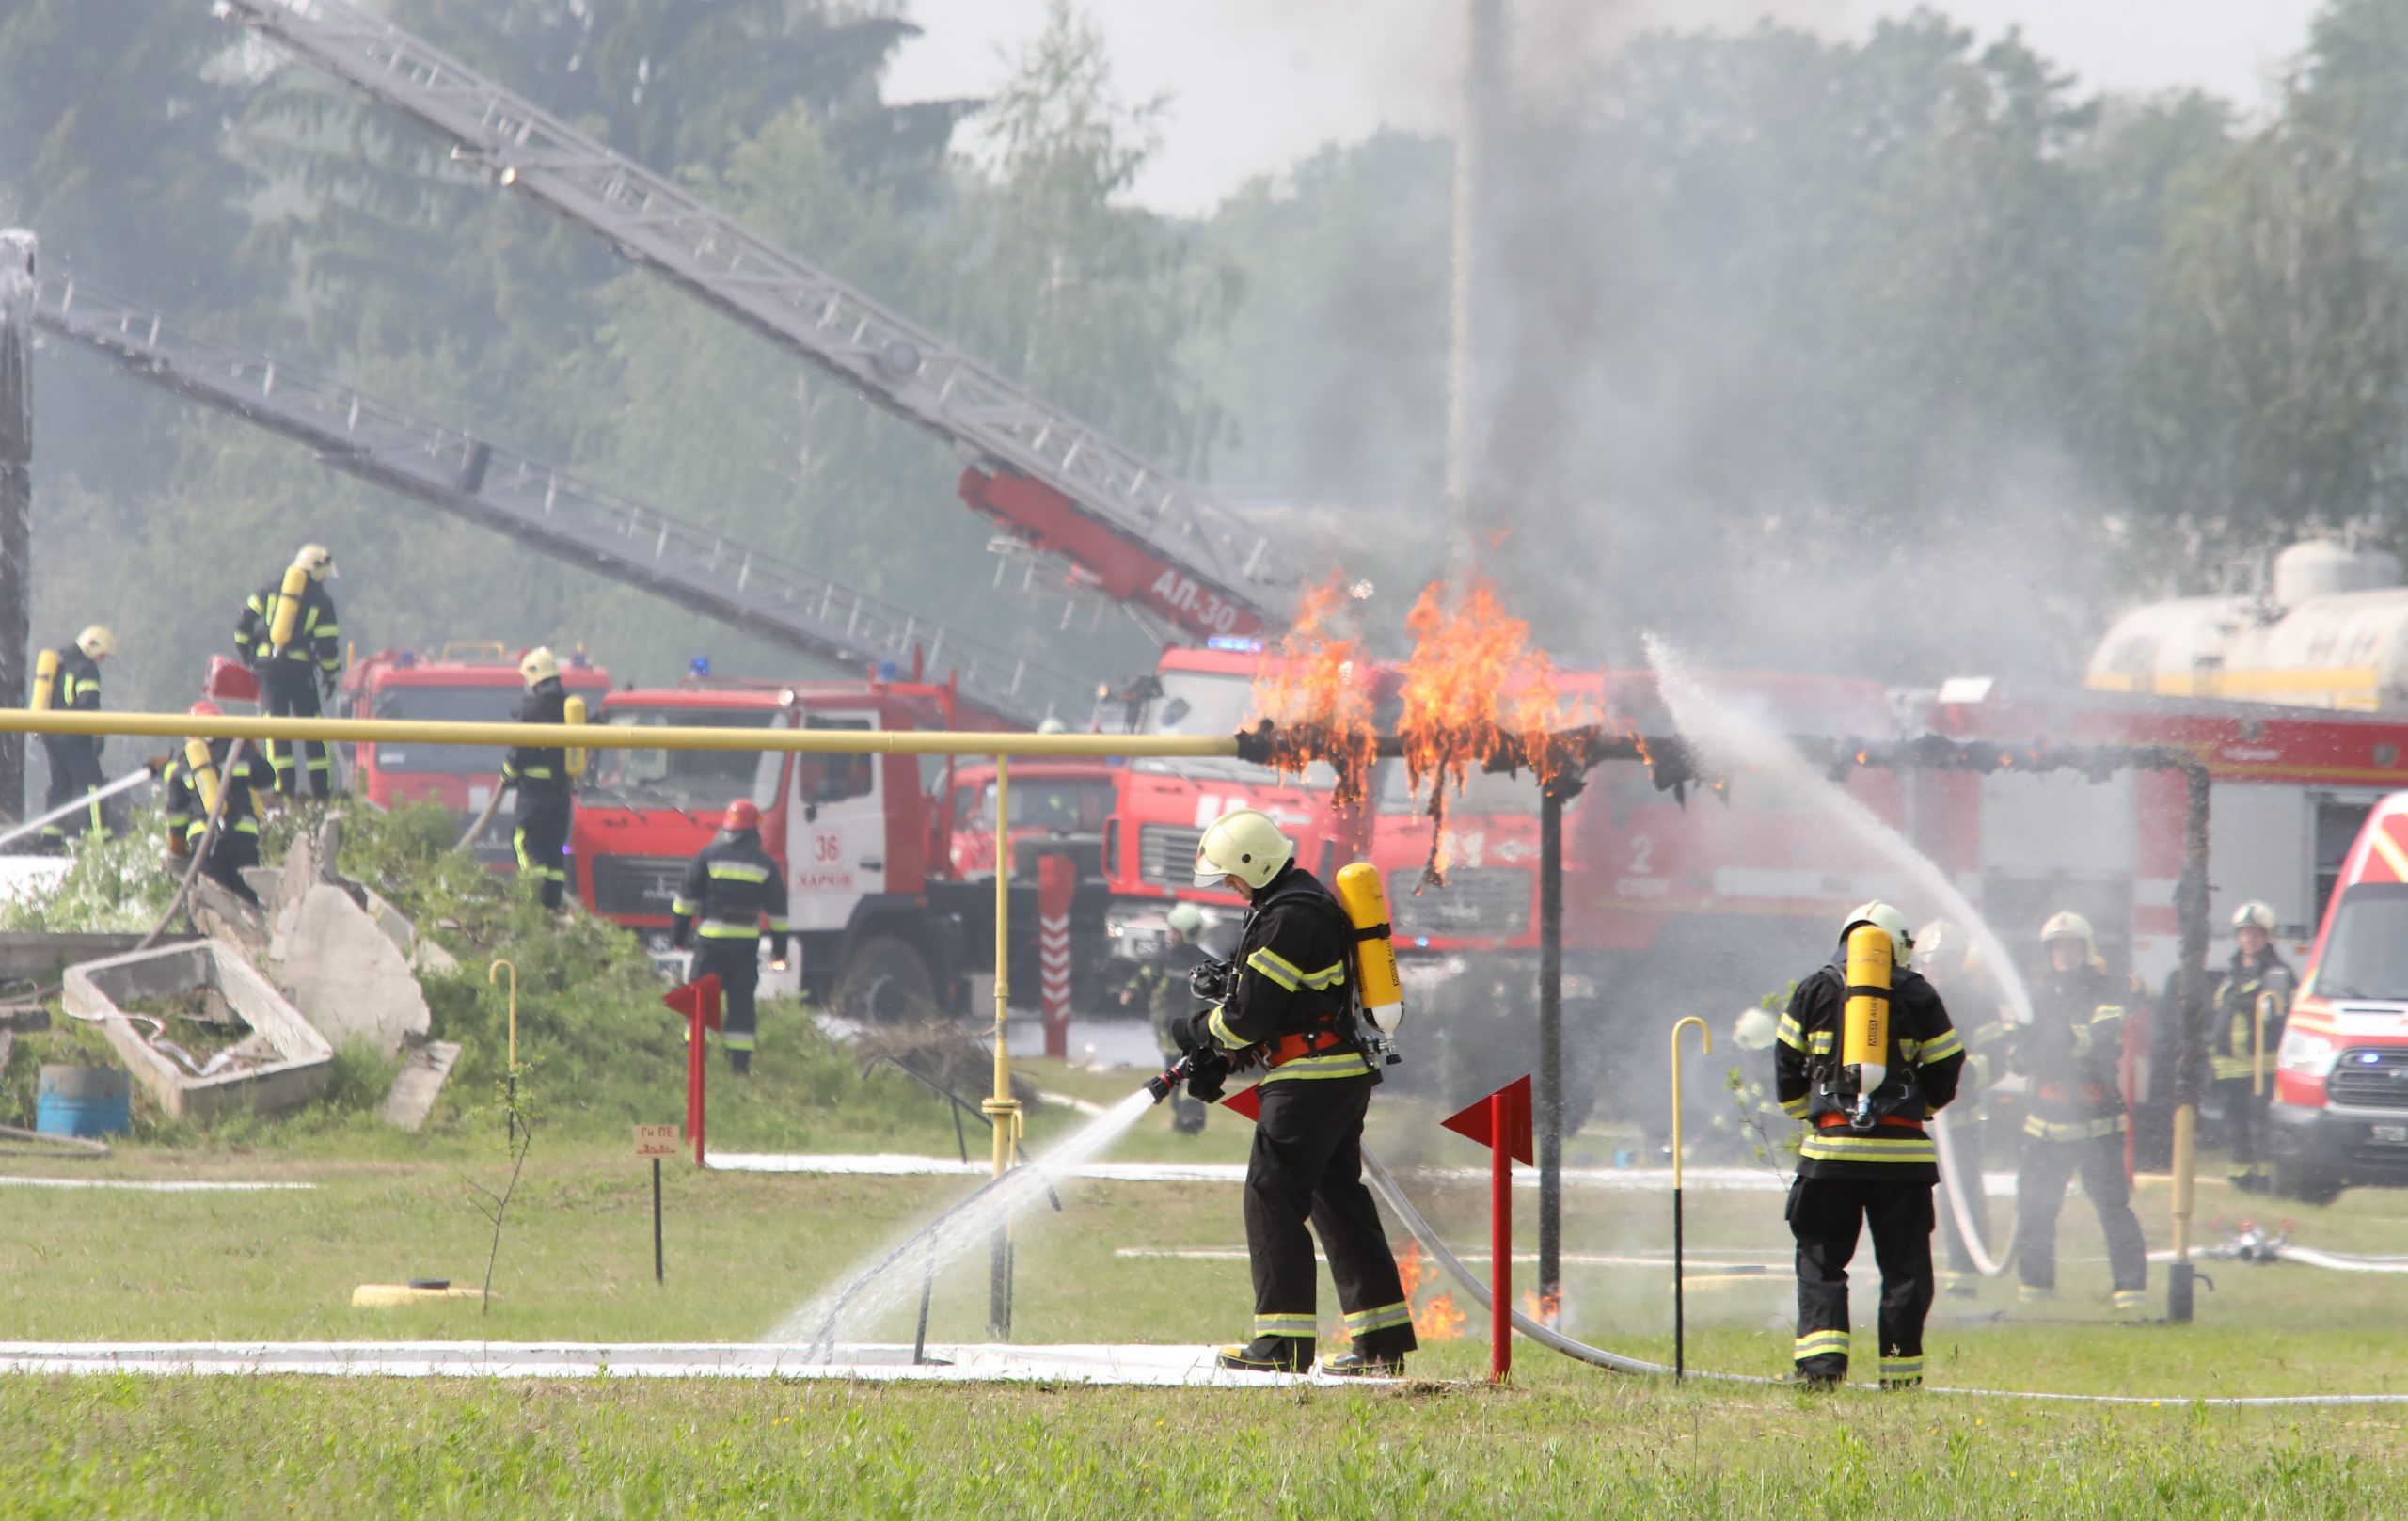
832,935 -> 937,1022
2273,1158 -> 2344,1207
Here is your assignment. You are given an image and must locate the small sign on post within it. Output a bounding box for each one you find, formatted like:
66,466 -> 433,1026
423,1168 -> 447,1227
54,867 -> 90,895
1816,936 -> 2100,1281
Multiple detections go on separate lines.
634,1124 -> 679,1283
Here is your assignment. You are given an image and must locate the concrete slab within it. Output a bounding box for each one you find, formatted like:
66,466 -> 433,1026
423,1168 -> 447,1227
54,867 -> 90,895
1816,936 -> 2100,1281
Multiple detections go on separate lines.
63,940 -> 332,1121
380,1039 -> 461,1132
0,1341 -> 1387,1386
275,884 -> 432,1055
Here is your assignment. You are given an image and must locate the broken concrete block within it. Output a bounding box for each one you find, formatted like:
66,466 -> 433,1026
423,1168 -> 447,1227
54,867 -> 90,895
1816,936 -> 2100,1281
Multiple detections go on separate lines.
63,940 -> 332,1121
381,1038 -> 461,1132
273,883 -> 433,1057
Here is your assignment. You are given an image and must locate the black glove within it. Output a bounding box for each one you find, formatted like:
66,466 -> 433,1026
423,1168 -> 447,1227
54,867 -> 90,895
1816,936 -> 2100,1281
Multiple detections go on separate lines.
1184,1048 -> 1232,1105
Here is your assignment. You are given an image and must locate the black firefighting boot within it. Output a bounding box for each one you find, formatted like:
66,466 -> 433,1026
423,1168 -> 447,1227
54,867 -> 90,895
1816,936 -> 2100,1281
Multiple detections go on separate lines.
1320,1350 -> 1404,1378
727,1050 -> 752,1076
1215,1337 -> 1311,1374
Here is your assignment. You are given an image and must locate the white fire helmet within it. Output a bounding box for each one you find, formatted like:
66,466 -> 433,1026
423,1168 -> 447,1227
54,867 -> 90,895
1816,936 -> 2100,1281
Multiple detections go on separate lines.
519,646 -> 560,689
1193,807 -> 1294,890
1916,919 -> 1965,976
2039,910 -> 2097,960
1841,901 -> 1913,969
1733,1006 -> 1779,1052
2231,900 -> 2276,934
1165,902 -> 1205,940
75,626 -> 116,662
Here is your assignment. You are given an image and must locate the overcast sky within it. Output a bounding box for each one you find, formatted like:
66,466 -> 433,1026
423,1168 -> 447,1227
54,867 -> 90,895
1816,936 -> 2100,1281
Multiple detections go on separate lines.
887,0 -> 2326,216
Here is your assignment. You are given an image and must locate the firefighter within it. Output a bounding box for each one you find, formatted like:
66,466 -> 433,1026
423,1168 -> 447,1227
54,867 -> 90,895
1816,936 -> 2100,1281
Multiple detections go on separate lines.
2012,911 -> 2148,1315
160,702 -> 262,907
1775,902 -> 1965,1388
1122,901 -> 1213,1134
2210,900 -> 2294,1193
31,626 -> 114,851
1176,807 -> 1416,1376
502,647 -> 573,910
1916,918 -> 2012,1298
670,799 -> 791,1075
234,544 -> 341,799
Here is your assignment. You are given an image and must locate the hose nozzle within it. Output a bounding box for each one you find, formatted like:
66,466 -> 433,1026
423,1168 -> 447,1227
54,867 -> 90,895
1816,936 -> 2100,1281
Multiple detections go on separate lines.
1144,1053 -> 1194,1104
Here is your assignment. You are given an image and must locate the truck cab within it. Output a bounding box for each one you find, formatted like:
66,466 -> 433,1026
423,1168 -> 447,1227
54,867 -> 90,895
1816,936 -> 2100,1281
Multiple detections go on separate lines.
2270,792 -> 2408,1201
342,642 -> 610,865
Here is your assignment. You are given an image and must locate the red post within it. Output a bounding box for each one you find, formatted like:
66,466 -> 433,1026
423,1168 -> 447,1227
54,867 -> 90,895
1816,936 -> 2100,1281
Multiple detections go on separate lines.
1038,853 -> 1075,1059
1441,1075 -> 1531,1386
664,974 -> 721,1168
1490,1090 -> 1512,1384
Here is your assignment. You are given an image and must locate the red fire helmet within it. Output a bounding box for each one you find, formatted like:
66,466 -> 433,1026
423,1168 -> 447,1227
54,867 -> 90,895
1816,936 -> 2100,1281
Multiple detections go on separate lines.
723,799 -> 762,832
189,700 -> 222,718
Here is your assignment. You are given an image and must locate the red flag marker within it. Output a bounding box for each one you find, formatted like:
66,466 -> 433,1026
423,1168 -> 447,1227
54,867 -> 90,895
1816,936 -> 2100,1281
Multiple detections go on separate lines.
1221,1084 -> 1263,1123
664,974 -> 721,1167
1442,1074 -> 1534,1382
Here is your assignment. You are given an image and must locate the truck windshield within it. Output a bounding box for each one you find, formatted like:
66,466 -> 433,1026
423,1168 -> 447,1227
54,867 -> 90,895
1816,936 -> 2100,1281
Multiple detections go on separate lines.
370,685 -> 522,775
960,777 -> 1114,834
2312,881 -> 2408,1001
591,708 -> 778,812
1138,668 -> 1337,786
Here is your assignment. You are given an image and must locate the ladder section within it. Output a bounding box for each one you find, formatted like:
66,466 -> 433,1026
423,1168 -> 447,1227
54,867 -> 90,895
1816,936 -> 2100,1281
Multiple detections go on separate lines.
35,277 -> 1096,729
220,0 -> 1281,642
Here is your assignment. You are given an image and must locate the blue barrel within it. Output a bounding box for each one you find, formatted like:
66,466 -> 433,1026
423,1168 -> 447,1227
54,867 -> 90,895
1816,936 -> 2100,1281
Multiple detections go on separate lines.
36,1065 -> 130,1138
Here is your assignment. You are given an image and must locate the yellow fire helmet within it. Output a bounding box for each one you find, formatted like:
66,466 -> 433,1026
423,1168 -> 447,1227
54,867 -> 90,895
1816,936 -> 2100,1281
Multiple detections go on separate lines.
1193,806 -> 1294,890
75,625 -> 116,661
1841,900 -> 1913,969
293,543 -> 337,582
519,646 -> 560,689
2039,910 -> 2097,959
2231,900 -> 2276,933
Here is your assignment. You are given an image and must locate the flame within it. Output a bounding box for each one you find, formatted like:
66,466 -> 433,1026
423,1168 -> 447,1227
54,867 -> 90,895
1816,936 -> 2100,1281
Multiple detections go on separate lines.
1248,574 -> 1376,810
1521,1287 -> 1562,1326
1395,1240 -> 1433,1299
1414,1292 -> 1469,1340
1396,578 -> 1575,886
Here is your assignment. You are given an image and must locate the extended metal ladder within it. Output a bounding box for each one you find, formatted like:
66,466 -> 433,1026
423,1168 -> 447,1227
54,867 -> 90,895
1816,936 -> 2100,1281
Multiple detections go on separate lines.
219,0 -> 1283,642
35,277 -> 1097,729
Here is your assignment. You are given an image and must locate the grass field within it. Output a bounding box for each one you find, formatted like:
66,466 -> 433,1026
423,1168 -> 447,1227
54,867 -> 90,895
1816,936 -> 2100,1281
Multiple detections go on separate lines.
2,1039 -> 2406,1517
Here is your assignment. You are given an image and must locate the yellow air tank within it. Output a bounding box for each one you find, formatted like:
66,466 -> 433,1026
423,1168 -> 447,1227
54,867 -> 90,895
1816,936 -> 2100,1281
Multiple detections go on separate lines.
563,694 -> 588,779
29,648 -> 57,710
183,737 -> 222,817
1335,861 -> 1405,1034
1843,921 -> 1892,1112
268,562 -> 309,653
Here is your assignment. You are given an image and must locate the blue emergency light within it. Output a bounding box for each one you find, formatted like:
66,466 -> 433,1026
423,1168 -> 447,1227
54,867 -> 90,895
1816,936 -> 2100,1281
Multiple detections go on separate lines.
689,657 -> 711,679
1206,636 -> 1264,654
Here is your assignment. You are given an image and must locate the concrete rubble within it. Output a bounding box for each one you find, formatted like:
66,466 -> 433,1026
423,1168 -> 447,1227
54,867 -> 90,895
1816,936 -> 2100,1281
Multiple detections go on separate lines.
63,940 -> 332,1121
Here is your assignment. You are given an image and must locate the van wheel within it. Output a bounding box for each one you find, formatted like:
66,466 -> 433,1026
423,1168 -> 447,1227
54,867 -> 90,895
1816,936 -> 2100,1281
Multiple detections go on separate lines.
832,935 -> 938,1022
2273,1159 -> 2344,1206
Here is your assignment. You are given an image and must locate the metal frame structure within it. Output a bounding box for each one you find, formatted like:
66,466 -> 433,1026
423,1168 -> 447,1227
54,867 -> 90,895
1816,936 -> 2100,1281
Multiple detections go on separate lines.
218,0 -> 1282,642
34,277 -> 1094,730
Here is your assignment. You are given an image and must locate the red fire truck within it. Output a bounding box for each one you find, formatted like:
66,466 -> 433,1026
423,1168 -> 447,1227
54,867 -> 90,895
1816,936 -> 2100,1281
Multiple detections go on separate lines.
572,672 -> 1114,1016
341,642 -> 611,864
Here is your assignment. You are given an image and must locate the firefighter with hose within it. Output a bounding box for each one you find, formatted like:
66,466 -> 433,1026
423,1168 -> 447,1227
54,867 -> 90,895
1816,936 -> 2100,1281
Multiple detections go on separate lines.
1123,901 -> 1214,1134
2012,911 -> 2147,1315
160,701 -> 262,906
2209,900 -> 2294,1194
1167,807 -> 1416,1376
1916,918 -> 2012,1297
1775,902 -> 1964,1388
28,625 -> 114,850
502,647 -> 577,911
670,799 -> 790,1075
233,544 -> 341,800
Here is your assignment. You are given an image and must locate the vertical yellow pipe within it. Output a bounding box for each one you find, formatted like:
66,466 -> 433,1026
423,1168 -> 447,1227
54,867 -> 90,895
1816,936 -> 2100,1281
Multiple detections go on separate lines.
987,754 -> 1015,1179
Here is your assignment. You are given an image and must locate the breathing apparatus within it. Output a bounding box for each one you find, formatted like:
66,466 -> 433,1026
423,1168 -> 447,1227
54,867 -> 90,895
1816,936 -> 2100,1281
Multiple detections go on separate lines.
28,648 -> 57,710
1825,902 -> 1912,1133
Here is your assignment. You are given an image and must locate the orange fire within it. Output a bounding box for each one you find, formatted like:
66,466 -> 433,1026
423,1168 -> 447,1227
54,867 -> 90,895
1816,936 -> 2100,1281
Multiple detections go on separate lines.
1396,578 -> 1575,886
1249,575 -> 1377,810
1521,1287 -> 1562,1326
1415,1292 -> 1470,1341
1395,1240 -> 1433,1298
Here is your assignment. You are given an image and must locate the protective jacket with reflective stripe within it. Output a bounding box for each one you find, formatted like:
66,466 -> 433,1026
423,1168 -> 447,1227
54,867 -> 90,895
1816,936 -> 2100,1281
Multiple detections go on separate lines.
502,680 -> 571,799
236,579 -> 341,671
1195,863 -> 1370,1085
672,828 -> 791,958
1775,955 -> 1964,1181
39,647 -> 101,711
2210,948 -> 2293,1083
2012,960 -> 2130,1140
161,741 -> 261,843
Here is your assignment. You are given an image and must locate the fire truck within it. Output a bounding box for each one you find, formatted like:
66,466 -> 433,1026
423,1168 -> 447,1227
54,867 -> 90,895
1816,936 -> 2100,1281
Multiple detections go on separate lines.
572,671 -> 1115,1017
341,642 -> 612,865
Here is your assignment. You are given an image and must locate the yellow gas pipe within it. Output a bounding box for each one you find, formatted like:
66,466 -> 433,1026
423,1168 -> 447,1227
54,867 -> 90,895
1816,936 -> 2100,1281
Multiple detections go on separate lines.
981,755 -> 1021,1338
